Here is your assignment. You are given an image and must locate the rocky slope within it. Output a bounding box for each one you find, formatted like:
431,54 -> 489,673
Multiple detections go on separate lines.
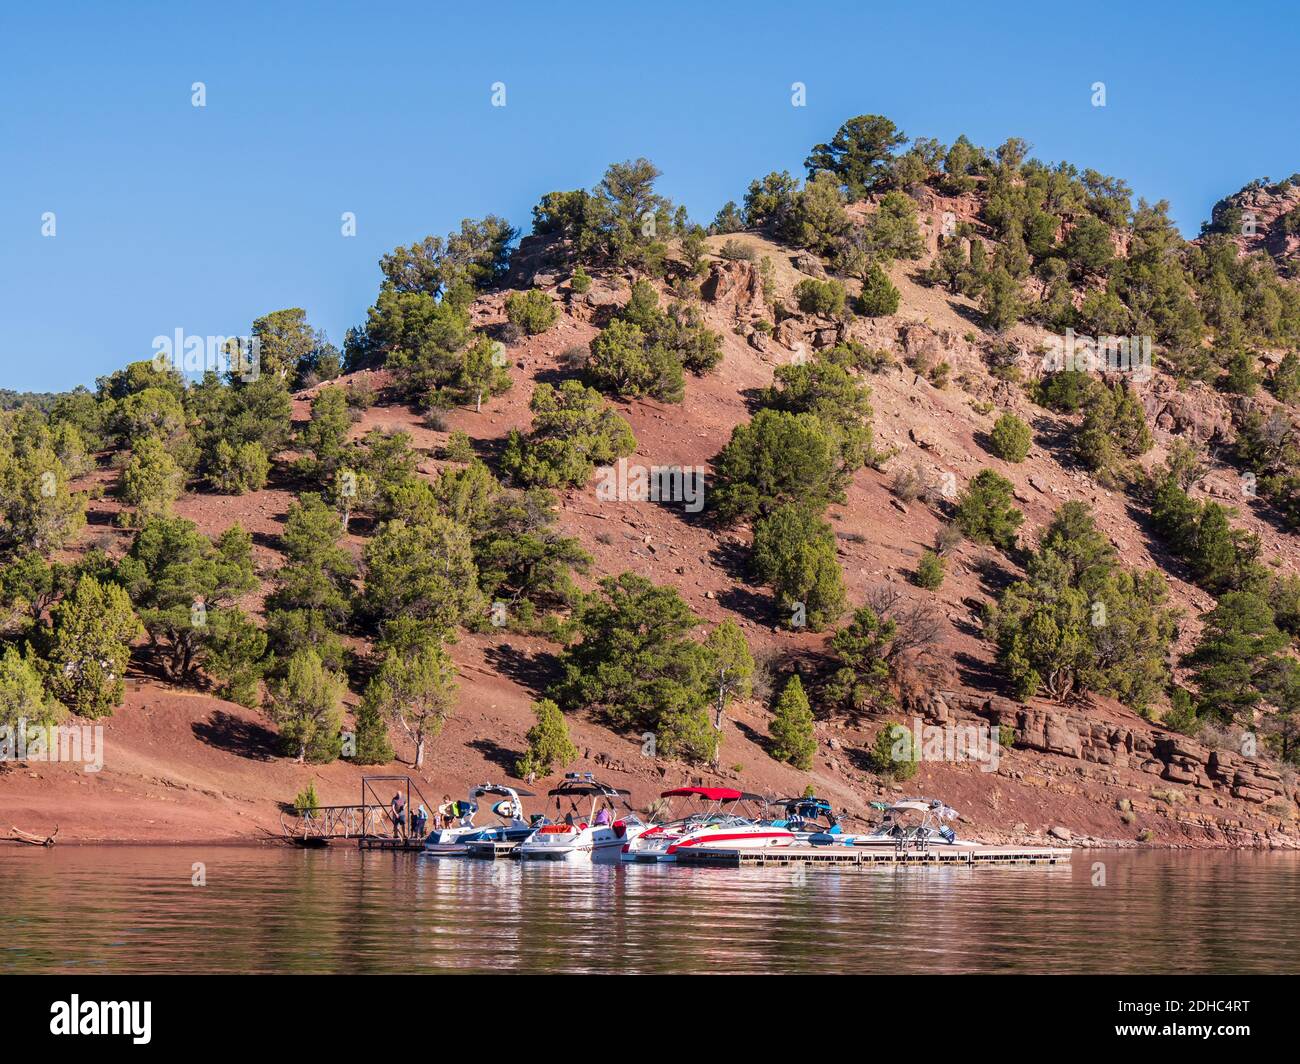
5,206 -> 1300,850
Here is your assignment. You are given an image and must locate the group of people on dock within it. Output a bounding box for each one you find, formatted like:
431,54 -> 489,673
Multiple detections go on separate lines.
389,793 -> 476,838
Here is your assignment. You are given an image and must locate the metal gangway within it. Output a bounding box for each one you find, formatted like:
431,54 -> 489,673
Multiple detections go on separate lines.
279,775 -> 436,849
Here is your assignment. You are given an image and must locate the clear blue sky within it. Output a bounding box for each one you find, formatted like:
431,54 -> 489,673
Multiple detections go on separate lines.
3,0 -> 1299,392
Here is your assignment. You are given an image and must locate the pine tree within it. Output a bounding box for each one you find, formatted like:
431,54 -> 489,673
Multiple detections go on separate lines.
298,385 -> 352,482
269,648 -> 346,763
751,504 -> 846,630
769,674 -> 817,770
43,575 -> 142,717
0,645 -> 64,730
989,413 -> 1033,462
362,637 -> 457,769
955,469 -> 1023,551
1182,591 -> 1288,724
350,696 -> 395,764
867,723 -> 918,780
121,434 -> 185,526
857,263 -> 900,316
914,550 -> 945,589
712,409 -> 840,525
826,605 -> 897,710
514,698 -> 578,779
361,515 -> 482,636
0,446 -> 87,555
703,619 -> 754,731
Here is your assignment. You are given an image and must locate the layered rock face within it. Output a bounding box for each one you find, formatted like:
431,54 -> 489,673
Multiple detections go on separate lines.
925,692 -> 1293,812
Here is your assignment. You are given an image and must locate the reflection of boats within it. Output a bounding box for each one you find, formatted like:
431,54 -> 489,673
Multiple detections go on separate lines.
518,774 -> 647,862
423,784 -> 539,855
621,787 -> 796,863
851,798 -> 975,849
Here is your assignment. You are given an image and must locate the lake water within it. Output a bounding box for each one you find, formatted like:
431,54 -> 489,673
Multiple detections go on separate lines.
2,847 -> 1298,974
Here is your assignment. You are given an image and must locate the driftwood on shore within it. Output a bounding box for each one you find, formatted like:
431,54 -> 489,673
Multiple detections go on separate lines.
10,825 -> 58,847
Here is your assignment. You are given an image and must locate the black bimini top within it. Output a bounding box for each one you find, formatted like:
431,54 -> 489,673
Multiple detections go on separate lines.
473,784 -> 536,798
546,780 -> 630,798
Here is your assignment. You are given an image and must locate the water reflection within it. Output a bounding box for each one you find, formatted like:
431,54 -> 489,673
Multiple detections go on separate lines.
1,848 -> 1296,974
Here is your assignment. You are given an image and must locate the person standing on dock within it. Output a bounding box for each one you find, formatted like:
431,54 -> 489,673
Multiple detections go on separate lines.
390,793 -> 406,837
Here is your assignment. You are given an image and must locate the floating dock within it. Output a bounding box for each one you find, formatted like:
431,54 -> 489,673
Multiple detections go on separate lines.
465,840 -> 521,860
674,844 -> 1071,869
358,836 -> 425,852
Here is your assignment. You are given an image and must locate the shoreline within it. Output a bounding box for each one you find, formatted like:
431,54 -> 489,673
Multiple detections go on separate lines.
4,835 -> 1297,851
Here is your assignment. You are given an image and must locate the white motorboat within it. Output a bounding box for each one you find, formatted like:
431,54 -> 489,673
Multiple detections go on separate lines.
850,798 -> 975,848
423,783 -> 539,855
517,774 -> 647,862
621,786 -> 796,863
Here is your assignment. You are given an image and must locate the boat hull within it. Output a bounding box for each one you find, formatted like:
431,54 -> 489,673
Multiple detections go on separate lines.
519,823 -> 646,862
622,828 -> 796,862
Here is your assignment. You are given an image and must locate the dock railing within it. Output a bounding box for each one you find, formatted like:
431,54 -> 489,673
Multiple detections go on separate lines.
279,775 -> 436,846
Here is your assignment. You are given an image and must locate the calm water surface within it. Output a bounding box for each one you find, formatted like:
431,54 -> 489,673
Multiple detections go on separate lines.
2,847 -> 1297,974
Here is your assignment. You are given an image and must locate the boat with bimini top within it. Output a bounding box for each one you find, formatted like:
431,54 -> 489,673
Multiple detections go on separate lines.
851,798 -> 975,848
423,784 -> 540,855
517,773 -> 647,862
620,786 -> 796,863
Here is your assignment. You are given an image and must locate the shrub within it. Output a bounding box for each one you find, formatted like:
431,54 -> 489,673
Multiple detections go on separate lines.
955,470 -> 1023,551
867,723 -> 918,780
989,413 -> 1032,462
515,697 -> 579,779
570,265 -> 592,294
719,238 -> 756,262
293,780 -> 320,815
208,439 -> 270,494
857,263 -> 900,316
505,289 -> 559,335
442,430 -> 474,463
914,550 -> 945,589
751,505 -> 846,631
500,380 -> 636,488
793,278 -> 847,317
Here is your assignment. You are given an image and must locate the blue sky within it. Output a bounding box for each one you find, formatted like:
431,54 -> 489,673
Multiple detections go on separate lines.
3,0 -> 1299,392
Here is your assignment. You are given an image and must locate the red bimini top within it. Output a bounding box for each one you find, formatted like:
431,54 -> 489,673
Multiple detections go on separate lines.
659,787 -> 760,802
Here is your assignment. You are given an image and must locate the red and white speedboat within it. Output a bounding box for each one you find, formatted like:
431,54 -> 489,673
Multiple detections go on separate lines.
620,786 -> 796,863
